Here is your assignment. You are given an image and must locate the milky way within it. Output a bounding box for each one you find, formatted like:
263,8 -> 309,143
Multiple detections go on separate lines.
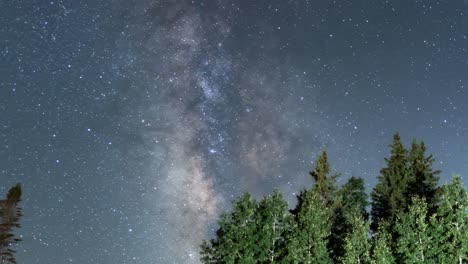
1,0 -> 468,263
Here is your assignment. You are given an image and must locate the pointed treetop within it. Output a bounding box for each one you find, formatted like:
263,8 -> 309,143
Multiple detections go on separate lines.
6,184 -> 21,204
309,150 -> 338,205
388,132 -> 407,161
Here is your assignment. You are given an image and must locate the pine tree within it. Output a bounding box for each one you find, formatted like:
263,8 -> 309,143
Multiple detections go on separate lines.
395,197 -> 434,264
0,184 -> 22,264
340,212 -> 370,264
430,175 -> 467,264
370,223 -> 395,264
284,188 -> 332,264
254,190 -> 290,263
405,140 -> 440,216
200,193 -> 258,264
371,132 -> 410,232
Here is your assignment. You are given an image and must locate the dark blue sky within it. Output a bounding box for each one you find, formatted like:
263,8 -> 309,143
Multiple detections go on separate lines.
1,0 -> 468,263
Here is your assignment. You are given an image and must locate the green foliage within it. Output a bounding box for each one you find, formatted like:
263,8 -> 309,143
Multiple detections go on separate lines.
395,197 -> 434,263
309,150 -> 338,206
340,212 -> 370,264
200,191 -> 291,264
200,193 -> 258,264
200,135 -> 468,264
329,177 -> 369,261
405,140 -> 441,216
371,132 -> 410,232
284,189 -> 332,264
254,190 -> 290,263
0,184 -> 22,264
340,177 -> 369,220
430,175 -> 468,264
370,223 -> 395,264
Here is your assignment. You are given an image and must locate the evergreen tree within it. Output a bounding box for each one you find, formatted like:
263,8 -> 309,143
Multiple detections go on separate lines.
199,135 -> 468,264
0,184 -> 22,264
405,140 -> 441,216
328,204 -> 348,262
329,177 -> 369,261
200,193 -> 258,264
254,190 -> 290,263
340,177 -> 369,220
370,223 -> 395,264
430,176 -> 467,264
340,212 -> 370,264
371,132 -> 410,232
395,197 -> 434,264
309,150 -> 338,206
284,188 -> 332,264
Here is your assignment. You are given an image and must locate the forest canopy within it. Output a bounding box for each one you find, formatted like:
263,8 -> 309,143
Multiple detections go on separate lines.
199,133 -> 467,264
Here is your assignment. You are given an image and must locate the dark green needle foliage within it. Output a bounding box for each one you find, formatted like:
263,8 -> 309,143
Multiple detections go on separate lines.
0,184 -> 22,264
200,134 -> 468,264
405,140 -> 441,216
309,150 -> 339,206
371,133 -> 410,233
329,177 -> 369,261
340,177 -> 369,221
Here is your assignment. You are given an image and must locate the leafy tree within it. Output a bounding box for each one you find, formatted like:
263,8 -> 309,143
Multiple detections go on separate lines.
0,184 -> 22,264
395,197 -> 434,264
371,132 -> 410,232
200,193 -> 258,264
254,190 -> 290,263
370,223 -> 395,264
405,140 -> 441,216
430,175 -> 467,264
340,212 -> 370,264
284,188 -> 332,264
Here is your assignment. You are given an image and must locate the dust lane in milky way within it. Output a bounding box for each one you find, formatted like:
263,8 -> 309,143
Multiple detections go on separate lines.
1,0 -> 468,263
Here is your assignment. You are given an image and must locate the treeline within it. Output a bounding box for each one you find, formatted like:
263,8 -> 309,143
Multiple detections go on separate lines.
199,133 -> 467,263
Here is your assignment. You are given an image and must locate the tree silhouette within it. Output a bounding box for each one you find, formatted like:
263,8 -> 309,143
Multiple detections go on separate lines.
0,184 -> 22,264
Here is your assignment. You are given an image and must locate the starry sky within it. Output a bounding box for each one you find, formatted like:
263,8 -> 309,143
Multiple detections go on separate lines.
1,0 -> 468,263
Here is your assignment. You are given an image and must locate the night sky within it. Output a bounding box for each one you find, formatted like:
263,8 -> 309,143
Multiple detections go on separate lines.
1,0 -> 468,263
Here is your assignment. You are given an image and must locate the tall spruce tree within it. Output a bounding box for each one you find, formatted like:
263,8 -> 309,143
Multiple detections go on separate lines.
430,176 -> 467,264
371,132 -> 410,232
395,197 -> 434,264
284,188 -> 332,264
293,150 -> 340,261
309,150 -> 338,206
200,193 -> 258,264
405,140 -> 440,216
0,184 -> 22,264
